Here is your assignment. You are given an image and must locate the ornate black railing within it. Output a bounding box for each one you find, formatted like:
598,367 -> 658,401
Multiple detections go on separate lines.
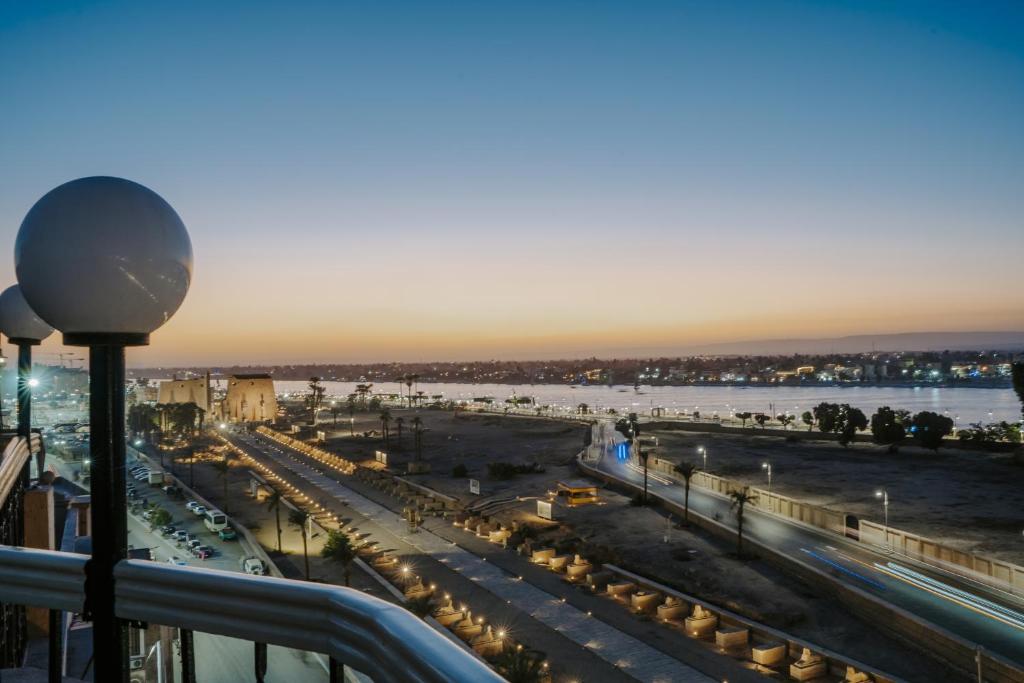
0,433 -> 31,668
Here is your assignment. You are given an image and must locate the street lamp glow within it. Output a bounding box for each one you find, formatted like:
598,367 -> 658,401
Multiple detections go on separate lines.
27,378 -> 39,388
762,462 -> 772,494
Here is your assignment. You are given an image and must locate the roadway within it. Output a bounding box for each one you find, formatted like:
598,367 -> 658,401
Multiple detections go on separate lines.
589,448 -> 1024,667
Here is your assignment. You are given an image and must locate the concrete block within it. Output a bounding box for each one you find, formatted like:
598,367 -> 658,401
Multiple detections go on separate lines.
548,555 -> 572,572
715,627 -> 749,649
531,547 -> 556,564
790,648 -> 827,680
606,581 -> 636,598
631,590 -> 661,613
751,642 -> 786,667
684,604 -> 718,637
657,596 -> 687,621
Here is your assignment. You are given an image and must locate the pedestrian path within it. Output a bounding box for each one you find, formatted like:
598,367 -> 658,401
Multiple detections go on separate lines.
240,433 -> 714,683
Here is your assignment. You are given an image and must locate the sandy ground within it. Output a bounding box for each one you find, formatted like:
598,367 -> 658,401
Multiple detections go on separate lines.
307,408 -> 963,682
645,427 -> 1024,565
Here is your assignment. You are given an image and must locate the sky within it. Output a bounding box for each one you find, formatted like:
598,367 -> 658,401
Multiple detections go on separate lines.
1,0 -> 1022,366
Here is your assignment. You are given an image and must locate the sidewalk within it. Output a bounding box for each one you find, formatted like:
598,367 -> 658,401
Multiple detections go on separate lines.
234,432 -> 765,683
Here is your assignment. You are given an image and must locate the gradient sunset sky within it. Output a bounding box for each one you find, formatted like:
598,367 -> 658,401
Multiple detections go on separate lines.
1,1 -> 1022,366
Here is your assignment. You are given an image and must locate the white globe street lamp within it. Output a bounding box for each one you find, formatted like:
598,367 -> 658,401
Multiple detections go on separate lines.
16,176 -> 192,680
0,284 -> 54,479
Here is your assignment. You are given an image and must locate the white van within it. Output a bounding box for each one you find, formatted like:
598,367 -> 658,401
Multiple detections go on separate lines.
203,509 -> 228,532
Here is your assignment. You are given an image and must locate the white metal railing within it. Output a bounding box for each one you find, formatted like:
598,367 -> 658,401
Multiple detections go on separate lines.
0,548 -> 504,683
0,546 -> 87,612
0,435 -> 32,504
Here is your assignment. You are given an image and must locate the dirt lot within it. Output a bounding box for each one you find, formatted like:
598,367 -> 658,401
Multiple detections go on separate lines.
310,408 -> 963,681
645,427 -> 1024,565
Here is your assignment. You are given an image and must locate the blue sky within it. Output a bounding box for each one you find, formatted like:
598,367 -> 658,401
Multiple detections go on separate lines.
1,1 -> 1022,364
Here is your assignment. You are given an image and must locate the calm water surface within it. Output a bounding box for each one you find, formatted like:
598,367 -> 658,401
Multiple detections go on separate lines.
259,381 -> 1021,426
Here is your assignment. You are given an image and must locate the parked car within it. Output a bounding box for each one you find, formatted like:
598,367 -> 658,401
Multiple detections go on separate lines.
141,509 -> 155,522
240,556 -> 265,575
185,501 -> 200,512
186,538 -> 203,553
192,505 -> 207,517
218,527 -> 237,541
192,546 -> 213,560
162,485 -> 181,497
159,525 -> 176,537
167,556 -> 188,566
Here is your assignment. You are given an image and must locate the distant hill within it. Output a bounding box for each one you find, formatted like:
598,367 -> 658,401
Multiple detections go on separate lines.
676,331 -> 1024,356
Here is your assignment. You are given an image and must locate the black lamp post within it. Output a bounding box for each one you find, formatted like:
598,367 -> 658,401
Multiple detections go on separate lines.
16,176 -> 193,682
0,284 -> 55,482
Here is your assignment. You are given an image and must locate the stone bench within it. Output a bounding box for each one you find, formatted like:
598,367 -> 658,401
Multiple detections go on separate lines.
586,570 -> 613,592
714,627 -> 749,649
630,590 -> 661,613
751,642 -> 786,667
790,648 -> 827,681
565,556 -> 592,580
684,605 -> 718,637
657,597 -> 687,621
531,547 -> 556,564
606,581 -> 636,598
843,666 -> 872,683
548,555 -> 572,572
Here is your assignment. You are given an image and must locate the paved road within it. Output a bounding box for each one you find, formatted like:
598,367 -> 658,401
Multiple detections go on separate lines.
589,449 -> 1024,667
231,431 -> 722,683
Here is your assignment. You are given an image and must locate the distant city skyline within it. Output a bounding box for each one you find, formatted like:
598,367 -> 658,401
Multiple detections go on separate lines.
2,1 -> 1022,366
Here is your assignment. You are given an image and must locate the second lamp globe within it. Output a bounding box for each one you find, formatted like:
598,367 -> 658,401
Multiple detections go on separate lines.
0,284 -> 54,344
15,176 -> 193,343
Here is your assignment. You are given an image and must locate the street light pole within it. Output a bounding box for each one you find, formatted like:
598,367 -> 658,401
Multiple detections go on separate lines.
875,489 -> 890,552
0,284 -> 55,482
16,176 -> 193,682
762,461 -> 772,495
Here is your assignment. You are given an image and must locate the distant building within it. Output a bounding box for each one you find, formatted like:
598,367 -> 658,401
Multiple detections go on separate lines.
218,374 -> 277,423
157,374 -> 212,414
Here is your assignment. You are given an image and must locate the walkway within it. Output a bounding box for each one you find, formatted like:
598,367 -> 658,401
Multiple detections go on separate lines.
234,432 -> 718,683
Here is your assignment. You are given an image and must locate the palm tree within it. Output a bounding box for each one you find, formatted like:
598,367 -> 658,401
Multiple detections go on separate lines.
404,375 -> 414,408
1012,362 -> 1024,420
495,647 -> 547,683
395,417 -> 404,447
288,509 -> 311,580
379,409 -> 392,446
321,529 -> 357,586
729,487 -> 757,558
346,398 -> 356,436
212,454 -> 233,514
411,416 -> 424,461
404,594 -> 433,620
267,490 -> 284,553
673,461 -> 697,523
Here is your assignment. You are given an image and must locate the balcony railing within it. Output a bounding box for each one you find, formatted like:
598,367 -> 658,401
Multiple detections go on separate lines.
0,544 -> 504,682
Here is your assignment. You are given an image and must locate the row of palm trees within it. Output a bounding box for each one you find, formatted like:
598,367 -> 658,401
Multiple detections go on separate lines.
378,410 -> 425,458
671,460 -> 756,557
265,488 -> 358,585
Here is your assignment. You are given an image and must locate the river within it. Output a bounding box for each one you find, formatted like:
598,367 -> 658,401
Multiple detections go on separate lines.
248,381 -> 1021,427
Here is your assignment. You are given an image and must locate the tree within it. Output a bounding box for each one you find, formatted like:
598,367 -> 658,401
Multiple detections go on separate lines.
736,412 -> 752,428
267,490 -> 284,552
394,417 -> 404,447
404,375 -> 415,407
211,455 -> 233,514
801,410 -> 814,432
148,507 -> 172,530
777,413 -> 794,430
288,509 -> 311,581
411,416 -> 424,460
346,398 -> 356,435
673,461 -> 697,523
838,406 -> 868,447
379,409 -> 392,446
871,406 -> 909,452
729,487 -> 757,558
321,529 -> 357,587
495,647 -> 547,683
753,413 -> 769,429
1013,363 -> 1024,421
306,377 -> 326,426
910,411 -> 954,451
404,594 -> 434,620
812,403 -> 840,433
